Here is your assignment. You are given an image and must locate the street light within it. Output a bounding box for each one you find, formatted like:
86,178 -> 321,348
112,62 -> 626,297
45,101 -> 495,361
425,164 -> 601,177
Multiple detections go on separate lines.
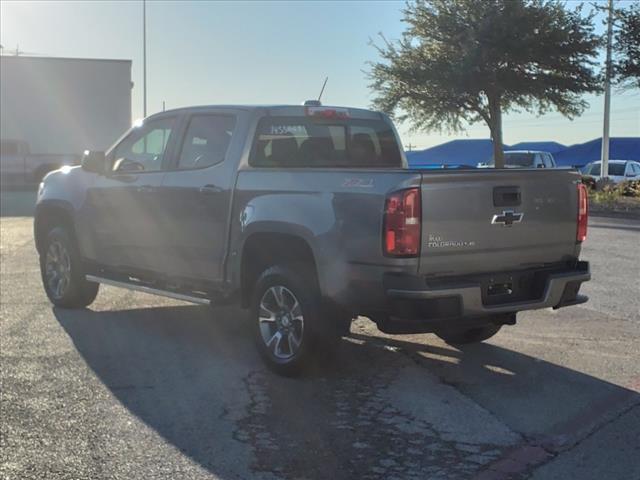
601,0 -> 614,181
143,0 -> 147,118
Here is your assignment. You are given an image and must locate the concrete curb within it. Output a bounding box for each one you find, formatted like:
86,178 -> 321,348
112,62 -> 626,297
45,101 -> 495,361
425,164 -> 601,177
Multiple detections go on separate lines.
474,378 -> 640,479
589,209 -> 640,221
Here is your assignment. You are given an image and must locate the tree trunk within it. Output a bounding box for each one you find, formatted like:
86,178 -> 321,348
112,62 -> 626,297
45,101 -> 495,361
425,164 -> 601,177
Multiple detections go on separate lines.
488,94 -> 504,168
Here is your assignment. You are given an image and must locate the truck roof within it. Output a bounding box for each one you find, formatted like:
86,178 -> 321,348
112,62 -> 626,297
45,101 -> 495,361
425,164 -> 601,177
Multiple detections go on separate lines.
148,104 -> 384,121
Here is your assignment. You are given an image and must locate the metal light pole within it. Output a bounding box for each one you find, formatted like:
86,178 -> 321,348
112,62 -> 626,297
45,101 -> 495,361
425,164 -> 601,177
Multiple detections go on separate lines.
143,0 -> 147,118
601,0 -> 614,181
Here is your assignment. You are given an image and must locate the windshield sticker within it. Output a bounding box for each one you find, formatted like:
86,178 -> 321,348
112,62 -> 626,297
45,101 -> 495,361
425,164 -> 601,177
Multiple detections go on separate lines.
269,125 -> 305,135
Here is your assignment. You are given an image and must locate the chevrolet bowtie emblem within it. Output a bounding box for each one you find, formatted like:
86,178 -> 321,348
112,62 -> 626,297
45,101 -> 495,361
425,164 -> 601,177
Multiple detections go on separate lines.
491,210 -> 524,226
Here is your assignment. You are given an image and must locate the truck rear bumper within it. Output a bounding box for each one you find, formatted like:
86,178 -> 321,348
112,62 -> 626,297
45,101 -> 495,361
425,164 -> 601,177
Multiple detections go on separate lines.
385,261 -> 590,319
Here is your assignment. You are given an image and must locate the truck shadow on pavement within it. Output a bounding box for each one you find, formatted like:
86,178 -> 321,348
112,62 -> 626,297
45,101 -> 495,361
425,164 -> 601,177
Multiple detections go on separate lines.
53,305 -> 639,480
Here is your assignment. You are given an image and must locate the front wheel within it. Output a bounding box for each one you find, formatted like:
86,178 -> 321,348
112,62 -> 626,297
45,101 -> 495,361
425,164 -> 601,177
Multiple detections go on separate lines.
40,227 -> 99,308
251,265 -> 337,376
436,324 -> 502,345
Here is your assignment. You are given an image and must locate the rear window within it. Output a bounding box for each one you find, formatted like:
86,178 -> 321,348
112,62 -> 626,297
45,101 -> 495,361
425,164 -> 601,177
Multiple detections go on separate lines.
249,117 -> 402,168
503,153 -> 535,167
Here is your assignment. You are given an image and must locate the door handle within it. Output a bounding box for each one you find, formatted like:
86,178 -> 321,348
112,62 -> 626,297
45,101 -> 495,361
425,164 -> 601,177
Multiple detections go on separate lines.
493,186 -> 521,207
137,185 -> 154,193
199,185 -> 222,195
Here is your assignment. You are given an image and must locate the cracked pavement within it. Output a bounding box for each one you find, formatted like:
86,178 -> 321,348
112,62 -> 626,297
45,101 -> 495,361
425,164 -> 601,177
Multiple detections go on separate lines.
1,210 -> 639,479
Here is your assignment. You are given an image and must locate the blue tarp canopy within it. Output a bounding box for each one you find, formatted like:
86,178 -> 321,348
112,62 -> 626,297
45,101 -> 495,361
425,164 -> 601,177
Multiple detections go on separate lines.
553,138 -> 640,167
406,137 -> 640,168
405,139 -> 494,168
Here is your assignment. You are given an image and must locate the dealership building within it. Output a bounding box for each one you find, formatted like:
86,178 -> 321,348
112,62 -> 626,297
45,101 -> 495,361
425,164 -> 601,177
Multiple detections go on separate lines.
0,55 -> 132,155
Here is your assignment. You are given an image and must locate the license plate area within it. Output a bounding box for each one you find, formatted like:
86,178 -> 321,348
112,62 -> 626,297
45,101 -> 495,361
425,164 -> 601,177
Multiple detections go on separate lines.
481,271 -> 547,306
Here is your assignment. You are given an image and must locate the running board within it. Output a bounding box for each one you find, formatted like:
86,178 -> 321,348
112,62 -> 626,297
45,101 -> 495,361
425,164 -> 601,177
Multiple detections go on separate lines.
85,275 -> 211,305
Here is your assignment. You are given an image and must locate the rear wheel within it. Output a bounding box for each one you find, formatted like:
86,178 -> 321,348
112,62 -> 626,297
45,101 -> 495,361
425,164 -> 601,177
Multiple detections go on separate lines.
251,265 -> 338,376
40,227 -> 99,308
436,324 -> 502,345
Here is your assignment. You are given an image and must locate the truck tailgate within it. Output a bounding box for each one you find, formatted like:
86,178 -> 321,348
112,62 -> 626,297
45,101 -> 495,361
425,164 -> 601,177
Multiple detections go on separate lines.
419,169 -> 581,277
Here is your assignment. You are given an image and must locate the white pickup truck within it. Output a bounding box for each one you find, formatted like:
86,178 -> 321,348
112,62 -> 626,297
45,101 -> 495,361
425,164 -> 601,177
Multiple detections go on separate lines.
1,139 -> 79,187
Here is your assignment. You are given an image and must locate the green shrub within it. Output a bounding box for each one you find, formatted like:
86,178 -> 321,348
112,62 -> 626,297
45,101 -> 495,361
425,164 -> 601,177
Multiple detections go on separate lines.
590,187 -> 620,207
617,180 -> 640,197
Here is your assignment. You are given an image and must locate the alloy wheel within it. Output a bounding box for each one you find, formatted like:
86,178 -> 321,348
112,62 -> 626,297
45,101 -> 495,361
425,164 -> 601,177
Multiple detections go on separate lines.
45,241 -> 71,299
258,285 -> 304,360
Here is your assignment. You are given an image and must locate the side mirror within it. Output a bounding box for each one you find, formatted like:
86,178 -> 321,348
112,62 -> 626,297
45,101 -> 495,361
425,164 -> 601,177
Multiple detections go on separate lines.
113,157 -> 145,172
81,150 -> 106,174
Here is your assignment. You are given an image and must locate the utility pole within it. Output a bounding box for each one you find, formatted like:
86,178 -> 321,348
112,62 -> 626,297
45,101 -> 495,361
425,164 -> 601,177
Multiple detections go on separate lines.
601,0 -> 614,180
143,0 -> 147,118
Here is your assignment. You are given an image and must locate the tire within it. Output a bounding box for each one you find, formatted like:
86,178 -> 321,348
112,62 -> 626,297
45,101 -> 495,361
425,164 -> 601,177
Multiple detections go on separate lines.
436,324 -> 502,345
251,265 -> 338,376
39,226 -> 99,308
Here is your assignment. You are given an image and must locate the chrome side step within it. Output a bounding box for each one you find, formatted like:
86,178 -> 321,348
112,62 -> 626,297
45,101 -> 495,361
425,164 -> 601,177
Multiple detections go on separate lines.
86,275 -> 211,305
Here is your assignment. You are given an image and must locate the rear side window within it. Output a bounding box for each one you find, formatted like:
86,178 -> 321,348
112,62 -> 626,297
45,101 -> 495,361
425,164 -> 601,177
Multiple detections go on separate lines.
249,117 -> 402,168
609,163 -> 625,176
177,115 -> 236,170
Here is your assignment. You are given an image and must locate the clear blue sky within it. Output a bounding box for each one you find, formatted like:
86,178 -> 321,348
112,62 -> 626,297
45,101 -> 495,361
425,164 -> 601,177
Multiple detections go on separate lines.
1,0 -> 638,149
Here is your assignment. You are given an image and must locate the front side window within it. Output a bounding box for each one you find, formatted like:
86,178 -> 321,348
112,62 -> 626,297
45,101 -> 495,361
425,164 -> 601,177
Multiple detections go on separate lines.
112,117 -> 175,172
249,117 -> 402,168
177,115 -> 236,170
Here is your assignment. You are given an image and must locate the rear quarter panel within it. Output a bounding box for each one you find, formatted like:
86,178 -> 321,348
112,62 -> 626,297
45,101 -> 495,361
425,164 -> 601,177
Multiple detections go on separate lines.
228,169 -> 422,302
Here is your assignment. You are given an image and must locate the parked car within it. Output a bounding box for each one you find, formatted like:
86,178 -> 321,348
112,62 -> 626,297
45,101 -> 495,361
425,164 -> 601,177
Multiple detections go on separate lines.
581,160 -> 640,184
0,139 -> 79,187
34,103 -> 590,375
478,150 -> 557,169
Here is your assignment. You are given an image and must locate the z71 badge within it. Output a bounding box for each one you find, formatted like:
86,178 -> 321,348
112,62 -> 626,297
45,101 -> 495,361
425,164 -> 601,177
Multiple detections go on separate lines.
342,178 -> 374,188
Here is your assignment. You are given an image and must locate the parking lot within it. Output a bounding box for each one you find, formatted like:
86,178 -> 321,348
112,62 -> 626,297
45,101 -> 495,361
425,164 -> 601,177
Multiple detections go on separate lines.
1,193 -> 639,480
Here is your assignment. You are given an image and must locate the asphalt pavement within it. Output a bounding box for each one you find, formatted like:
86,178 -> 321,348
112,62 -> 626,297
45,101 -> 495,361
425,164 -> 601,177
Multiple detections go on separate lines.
1,206 -> 638,479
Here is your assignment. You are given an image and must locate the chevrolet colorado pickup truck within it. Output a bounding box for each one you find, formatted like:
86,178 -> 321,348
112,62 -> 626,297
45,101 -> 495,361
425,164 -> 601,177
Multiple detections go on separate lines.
35,103 -> 590,375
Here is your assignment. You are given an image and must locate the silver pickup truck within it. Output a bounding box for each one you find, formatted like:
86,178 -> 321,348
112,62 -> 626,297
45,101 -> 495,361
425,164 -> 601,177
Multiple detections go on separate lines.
1,139 -> 79,187
34,103 -> 590,375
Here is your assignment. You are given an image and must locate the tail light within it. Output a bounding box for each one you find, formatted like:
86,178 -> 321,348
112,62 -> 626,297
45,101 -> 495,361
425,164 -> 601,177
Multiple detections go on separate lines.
577,183 -> 588,242
383,188 -> 421,256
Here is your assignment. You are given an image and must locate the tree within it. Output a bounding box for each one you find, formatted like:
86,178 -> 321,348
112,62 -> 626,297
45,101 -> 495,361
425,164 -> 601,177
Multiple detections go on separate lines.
613,3 -> 640,89
369,0 -> 602,168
